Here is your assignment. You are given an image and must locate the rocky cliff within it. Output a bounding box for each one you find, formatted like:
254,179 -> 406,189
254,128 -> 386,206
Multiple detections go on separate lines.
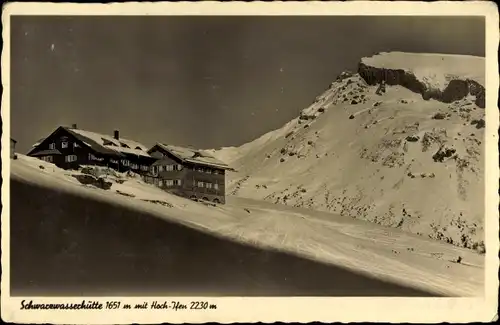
358,52 -> 485,108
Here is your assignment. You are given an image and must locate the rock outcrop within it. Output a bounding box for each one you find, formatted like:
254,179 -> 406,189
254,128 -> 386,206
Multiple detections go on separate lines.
73,174 -> 113,190
358,58 -> 485,108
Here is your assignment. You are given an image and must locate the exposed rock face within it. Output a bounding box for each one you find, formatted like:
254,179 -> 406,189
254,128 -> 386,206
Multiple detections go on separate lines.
358,63 -> 425,94
468,79 -> 486,108
358,63 -> 485,108
73,174 -> 112,190
441,79 -> 470,103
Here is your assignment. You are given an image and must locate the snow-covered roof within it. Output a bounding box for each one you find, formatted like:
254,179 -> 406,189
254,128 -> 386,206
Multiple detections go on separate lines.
66,128 -> 151,158
32,137 -> 46,147
153,143 -> 233,170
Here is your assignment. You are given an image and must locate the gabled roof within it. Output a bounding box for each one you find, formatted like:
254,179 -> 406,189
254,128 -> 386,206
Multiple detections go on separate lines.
151,143 -> 234,170
66,128 -> 151,158
30,126 -> 151,158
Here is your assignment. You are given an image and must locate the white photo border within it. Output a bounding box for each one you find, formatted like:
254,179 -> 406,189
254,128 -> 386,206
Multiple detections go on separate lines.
1,1 -> 499,323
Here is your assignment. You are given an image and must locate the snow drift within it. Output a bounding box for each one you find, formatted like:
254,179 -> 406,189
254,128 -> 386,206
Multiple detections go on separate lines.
218,52 -> 486,253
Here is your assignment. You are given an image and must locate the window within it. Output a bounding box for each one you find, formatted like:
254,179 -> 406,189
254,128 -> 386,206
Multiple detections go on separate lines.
88,153 -> 104,162
158,165 -> 164,172
164,180 -> 174,187
131,163 -> 139,170
140,165 -> 149,171
74,142 -> 80,148
158,180 -> 163,187
197,181 -> 204,188
121,159 -> 130,166
41,156 -> 53,163
61,141 -> 69,149
152,166 -> 158,175
206,168 -> 212,174
49,143 -> 56,150
102,138 -> 117,146
206,183 -> 213,189
110,159 -> 119,164
164,164 -> 180,171
174,179 -> 182,186
65,155 -> 77,163
214,183 -> 219,190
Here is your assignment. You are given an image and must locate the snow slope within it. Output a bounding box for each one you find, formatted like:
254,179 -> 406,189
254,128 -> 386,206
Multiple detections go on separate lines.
10,154 -> 484,296
218,52 -> 486,253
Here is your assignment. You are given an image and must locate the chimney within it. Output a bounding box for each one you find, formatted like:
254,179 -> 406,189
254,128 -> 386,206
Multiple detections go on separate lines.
71,123 -> 77,129
114,130 -> 119,140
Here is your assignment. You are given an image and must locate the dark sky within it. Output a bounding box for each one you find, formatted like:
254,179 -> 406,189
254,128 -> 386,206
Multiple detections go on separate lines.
10,15 -> 485,153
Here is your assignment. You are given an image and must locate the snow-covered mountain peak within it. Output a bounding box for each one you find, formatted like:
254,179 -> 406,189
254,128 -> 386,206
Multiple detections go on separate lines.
359,52 -> 485,107
361,52 -> 485,89
212,52 -> 486,253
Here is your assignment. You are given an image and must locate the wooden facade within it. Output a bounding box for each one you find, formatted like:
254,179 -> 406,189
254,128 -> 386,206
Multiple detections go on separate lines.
144,144 -> 232,204
27,126 -> 155,174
